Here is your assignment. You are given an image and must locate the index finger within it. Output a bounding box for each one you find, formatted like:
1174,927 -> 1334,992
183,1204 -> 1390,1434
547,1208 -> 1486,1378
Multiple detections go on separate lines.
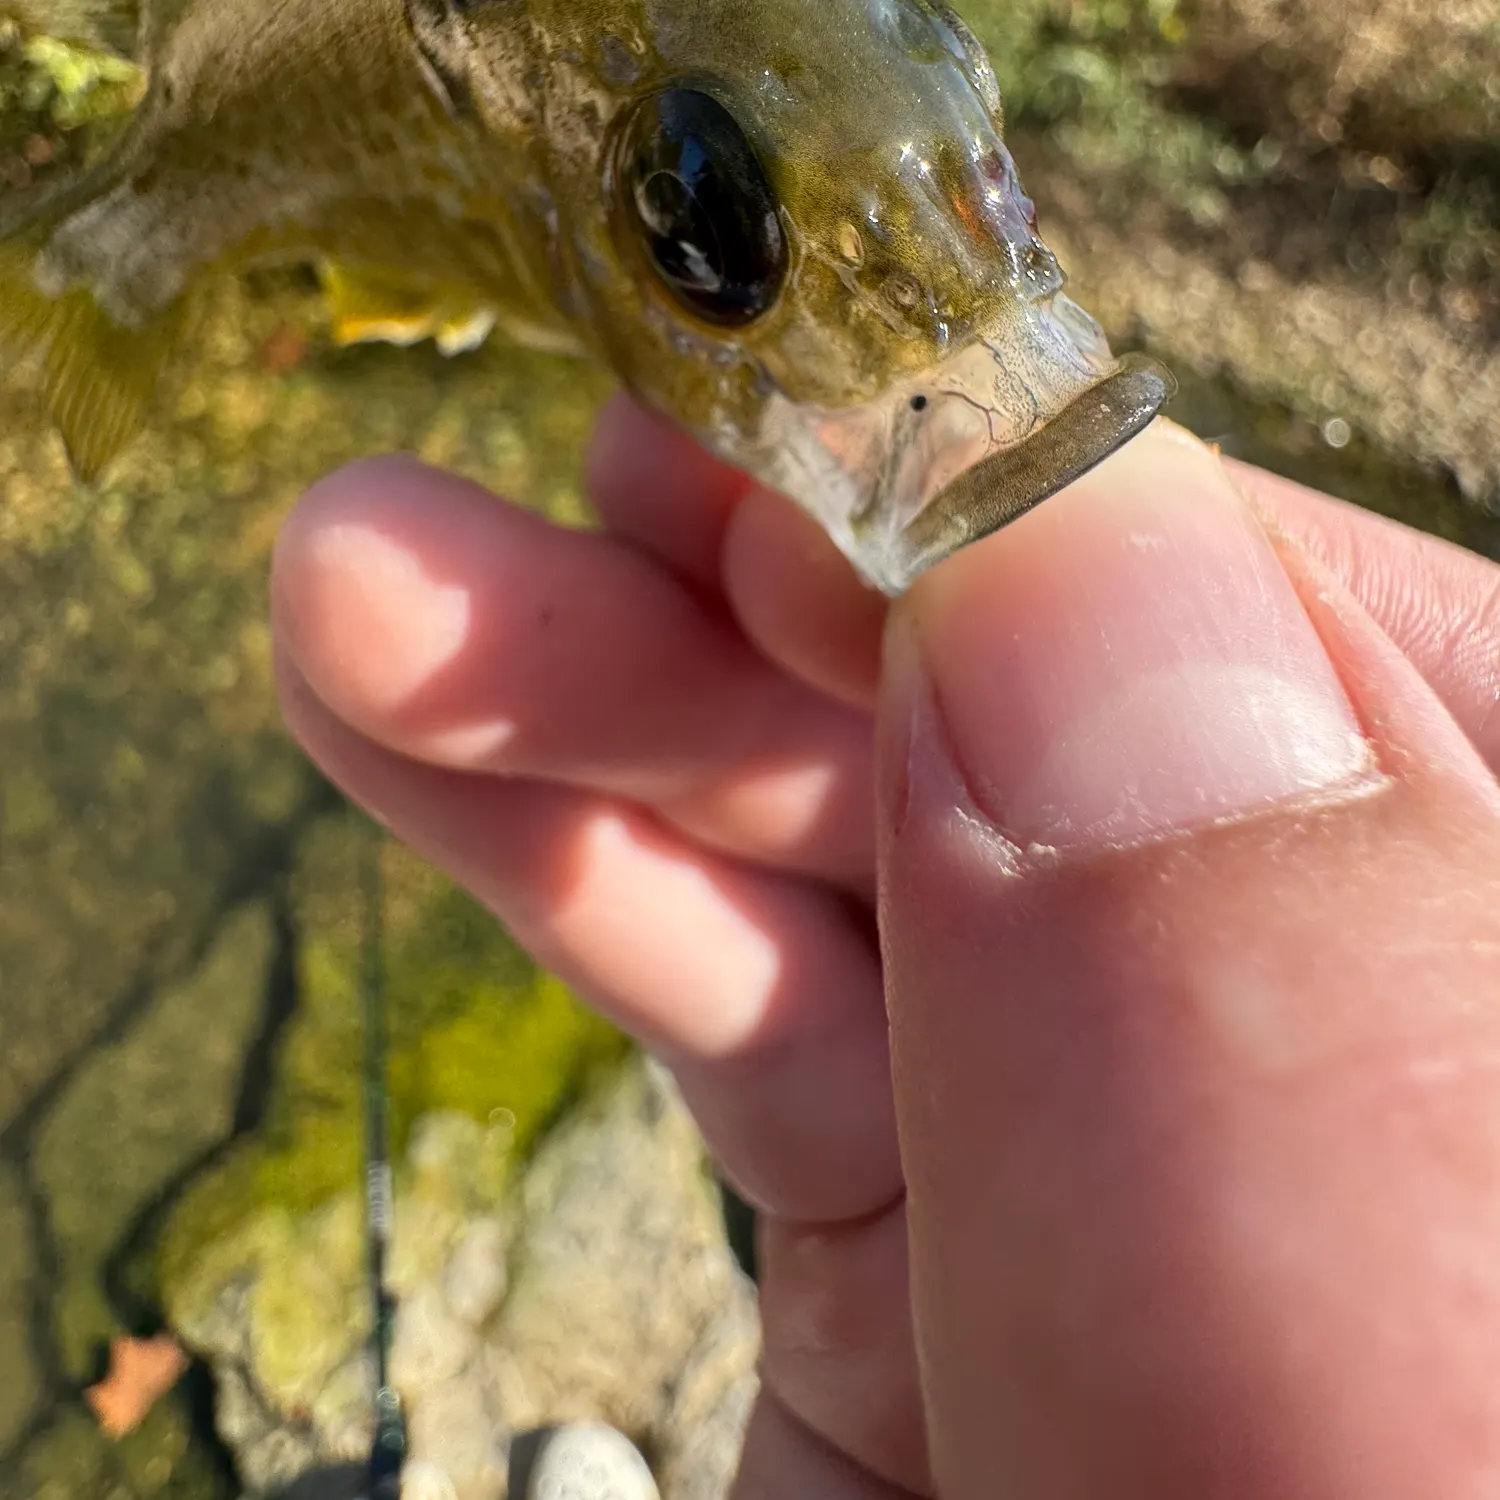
1227,460 -> 1500,773
589,401 -> 1500,776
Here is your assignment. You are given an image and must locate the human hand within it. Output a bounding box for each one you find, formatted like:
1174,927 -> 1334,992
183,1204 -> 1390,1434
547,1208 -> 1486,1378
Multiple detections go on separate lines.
272,402 -> 1500,1499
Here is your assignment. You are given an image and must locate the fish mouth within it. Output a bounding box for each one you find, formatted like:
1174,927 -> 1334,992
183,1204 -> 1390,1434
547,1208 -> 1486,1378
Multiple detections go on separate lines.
751,295 -> 1176,596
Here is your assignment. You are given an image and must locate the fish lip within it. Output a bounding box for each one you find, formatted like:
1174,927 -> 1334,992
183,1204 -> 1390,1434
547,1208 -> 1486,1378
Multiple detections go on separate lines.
888,351 -> 1176,590
742,300 -> 1176,597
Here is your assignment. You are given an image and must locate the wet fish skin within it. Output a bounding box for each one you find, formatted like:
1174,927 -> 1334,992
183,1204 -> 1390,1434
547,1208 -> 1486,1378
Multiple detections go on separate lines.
0,0 -> 1173,593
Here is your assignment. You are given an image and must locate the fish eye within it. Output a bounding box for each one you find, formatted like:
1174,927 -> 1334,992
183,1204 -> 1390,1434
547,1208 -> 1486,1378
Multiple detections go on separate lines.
621,88 -> 787,327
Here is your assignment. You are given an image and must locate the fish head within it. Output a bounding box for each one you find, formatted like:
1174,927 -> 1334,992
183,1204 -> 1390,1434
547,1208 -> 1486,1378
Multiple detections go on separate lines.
453,0 -> 1177,592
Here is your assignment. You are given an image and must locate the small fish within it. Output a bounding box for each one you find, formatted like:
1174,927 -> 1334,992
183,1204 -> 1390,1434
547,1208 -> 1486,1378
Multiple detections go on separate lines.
0,0 -> 1174,594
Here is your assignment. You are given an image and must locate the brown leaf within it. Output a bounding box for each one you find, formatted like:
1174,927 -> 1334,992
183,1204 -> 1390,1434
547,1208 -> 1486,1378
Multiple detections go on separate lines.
85,1334 -> 189,1439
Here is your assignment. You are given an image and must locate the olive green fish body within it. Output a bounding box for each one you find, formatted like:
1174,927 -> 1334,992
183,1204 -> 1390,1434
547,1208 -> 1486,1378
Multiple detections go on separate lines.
22,1 -> 532,323
1,0 -> 1174,592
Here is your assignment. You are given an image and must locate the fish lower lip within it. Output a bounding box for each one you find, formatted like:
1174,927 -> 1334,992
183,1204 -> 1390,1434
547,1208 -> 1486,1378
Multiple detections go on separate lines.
894,352 -> 1176,585
732,297 -> 1176,596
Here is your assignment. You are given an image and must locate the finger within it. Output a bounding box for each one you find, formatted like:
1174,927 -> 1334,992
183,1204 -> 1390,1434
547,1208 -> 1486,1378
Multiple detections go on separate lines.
581,393 -> 890,710
882,422 -> 1500,1499
277,653 -> 899,1224
1228,459 -> 1500,773
731,1390 -> 924,1500
597,407 -> 1500,756
758,1203 -> 929,1495
722,486 -> 889,713
272,454 -> 874,894
584,391 -> 753,590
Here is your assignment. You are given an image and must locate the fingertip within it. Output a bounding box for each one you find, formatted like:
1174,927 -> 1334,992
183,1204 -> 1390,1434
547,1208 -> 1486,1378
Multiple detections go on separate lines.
271,638 -> 390,833
272,451 -> 477,617
271,455 -> 510,736
274,451 -> 449,566
584,392 -> 751,586
723,487 -> 887,712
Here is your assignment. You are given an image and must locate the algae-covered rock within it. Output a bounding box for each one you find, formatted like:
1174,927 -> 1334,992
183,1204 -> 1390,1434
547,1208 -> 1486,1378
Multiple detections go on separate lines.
156,816 -> 629,1491
168,1112 -> 513,1494
169,1057 -> 756,1500
34,900 -> 276,1380
0,10 -> 141,188
158,815 -> 627,1278
0,1163 -> 42,1455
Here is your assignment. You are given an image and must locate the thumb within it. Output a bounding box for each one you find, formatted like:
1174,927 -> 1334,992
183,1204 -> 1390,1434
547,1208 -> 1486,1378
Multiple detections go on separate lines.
877,423 -> 1500,1500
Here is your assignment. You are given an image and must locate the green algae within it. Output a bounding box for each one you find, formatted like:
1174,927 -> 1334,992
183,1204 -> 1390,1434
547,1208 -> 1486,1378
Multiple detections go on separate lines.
0,1 -> 138,55
18,33 -> 141,125
157,821 -> 628,1305
0,15 -> 139,184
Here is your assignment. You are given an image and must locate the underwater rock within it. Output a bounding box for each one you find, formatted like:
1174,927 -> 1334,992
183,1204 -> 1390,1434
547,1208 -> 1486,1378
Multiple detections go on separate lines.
169,1057 -> 757,1500
33,899 -> 276,1379
0,1162 -> 41,1452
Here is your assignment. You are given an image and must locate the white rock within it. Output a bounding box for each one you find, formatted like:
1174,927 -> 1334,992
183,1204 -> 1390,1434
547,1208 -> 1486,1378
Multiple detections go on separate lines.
523,1424 -> 660,1500
406,1378 -> 508,1500
442,1217 -> 508,1327
402,1460 -> 460,1500
391,1283 -> 478,1390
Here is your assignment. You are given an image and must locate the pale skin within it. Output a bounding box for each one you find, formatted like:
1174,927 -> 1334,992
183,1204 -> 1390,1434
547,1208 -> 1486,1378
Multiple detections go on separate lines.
272,400 -> 1500,1499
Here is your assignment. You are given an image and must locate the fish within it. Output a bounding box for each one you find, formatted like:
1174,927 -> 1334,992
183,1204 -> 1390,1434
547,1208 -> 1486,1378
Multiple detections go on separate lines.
0,0 -> 1175,595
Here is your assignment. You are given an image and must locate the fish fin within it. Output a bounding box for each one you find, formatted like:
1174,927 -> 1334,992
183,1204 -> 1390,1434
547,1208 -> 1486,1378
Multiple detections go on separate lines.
0,240 -> 176,483
433,307 -> 498,356
489,310 -> 587,359
322,260 -> 501,355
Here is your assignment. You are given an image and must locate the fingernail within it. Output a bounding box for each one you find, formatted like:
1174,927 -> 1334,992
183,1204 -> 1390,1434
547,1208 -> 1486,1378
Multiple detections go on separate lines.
905,423 -> 1373,850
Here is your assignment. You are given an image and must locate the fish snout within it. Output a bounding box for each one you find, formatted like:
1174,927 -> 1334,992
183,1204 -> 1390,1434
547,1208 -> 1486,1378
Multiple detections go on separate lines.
749,294 -> 1175,594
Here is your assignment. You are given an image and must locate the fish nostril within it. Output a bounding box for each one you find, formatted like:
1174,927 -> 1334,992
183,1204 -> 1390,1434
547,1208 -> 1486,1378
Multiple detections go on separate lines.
884,270 -> 921,309
910,393 -> 928,411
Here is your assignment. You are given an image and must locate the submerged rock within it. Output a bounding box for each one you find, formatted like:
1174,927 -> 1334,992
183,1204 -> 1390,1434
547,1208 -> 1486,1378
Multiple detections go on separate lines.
169,1058 -> 758,1500
0,1162 -> 41,1453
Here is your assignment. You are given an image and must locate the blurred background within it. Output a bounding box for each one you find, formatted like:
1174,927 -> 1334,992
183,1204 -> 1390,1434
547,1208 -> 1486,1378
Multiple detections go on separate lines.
1,1 -> 1497,1495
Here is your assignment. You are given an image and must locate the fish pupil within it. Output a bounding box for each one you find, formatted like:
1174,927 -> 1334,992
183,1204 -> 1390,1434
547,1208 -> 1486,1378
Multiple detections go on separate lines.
624,89 -> 787,327
637,171 -> 726,294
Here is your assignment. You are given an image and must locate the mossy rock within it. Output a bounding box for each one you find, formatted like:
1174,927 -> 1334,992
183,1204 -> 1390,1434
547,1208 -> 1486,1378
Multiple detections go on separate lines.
0,11 -> 141,185
159,815 -> 629,1314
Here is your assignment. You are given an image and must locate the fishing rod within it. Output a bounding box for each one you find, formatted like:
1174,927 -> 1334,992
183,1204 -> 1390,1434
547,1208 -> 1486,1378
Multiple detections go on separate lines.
359,820 -> 407,1500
